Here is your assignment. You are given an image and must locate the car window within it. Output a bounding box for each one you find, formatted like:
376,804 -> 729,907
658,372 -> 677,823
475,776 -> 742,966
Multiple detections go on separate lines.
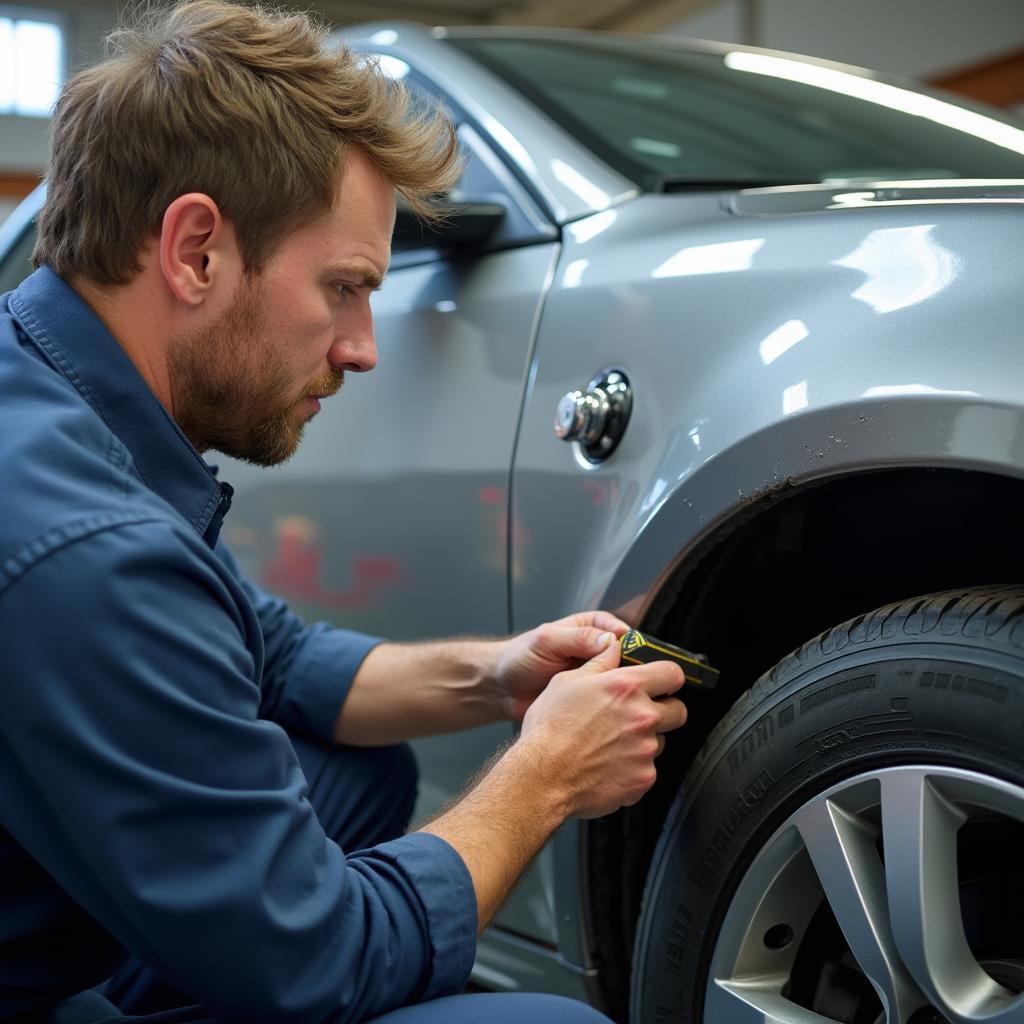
357,56 -> 553,264
0,222 -> 37,293
392,119 -> 553,262
449,35 -> 1024,191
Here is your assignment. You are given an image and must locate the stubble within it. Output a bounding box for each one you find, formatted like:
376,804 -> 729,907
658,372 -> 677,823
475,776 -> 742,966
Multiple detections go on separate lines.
169,274 -> 341,466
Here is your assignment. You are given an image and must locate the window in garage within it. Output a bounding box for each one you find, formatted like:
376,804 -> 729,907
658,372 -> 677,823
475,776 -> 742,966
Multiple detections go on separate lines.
0,8 -> 63,117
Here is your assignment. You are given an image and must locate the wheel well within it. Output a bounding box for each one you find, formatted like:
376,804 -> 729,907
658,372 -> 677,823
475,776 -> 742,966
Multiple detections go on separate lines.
585,466 -> 1024,1020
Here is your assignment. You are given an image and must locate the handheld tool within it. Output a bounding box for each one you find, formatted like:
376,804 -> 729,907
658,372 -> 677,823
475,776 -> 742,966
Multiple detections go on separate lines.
619,629 -> 720,690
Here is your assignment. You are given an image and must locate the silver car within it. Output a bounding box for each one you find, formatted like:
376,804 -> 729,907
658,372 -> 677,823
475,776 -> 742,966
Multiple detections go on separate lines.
4,25 -> 1024,1024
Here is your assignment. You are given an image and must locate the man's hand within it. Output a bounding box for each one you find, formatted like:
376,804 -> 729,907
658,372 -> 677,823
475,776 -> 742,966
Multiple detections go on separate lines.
335,610 -> 630,744
519,634 -> 687,818
420,632 -> 687,929
493,610 -> 632,723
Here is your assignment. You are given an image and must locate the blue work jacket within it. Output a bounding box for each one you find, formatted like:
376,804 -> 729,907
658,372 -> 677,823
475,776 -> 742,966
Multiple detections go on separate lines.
0,268 -> 476,1023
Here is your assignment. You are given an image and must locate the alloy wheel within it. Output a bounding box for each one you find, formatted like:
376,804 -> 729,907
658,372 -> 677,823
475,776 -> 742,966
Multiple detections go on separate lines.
703,766 -> 1024,1024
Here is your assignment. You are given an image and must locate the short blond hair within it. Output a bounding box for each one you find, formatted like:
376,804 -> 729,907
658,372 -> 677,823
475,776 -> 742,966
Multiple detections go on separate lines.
35,0 -> 460,285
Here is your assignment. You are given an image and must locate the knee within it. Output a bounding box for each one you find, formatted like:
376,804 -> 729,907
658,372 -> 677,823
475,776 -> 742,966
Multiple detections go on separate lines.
518,995 -> 613,1023
371,993 -> 615,1024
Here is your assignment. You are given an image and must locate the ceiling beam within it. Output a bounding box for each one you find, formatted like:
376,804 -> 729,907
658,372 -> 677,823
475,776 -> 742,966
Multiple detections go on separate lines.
931,46 -> 1024,107
0,173 -> 41,199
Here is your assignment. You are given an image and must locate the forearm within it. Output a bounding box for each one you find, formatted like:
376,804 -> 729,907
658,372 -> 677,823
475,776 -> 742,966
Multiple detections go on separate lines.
333,638 -> 506,745
418,738 -> 567,932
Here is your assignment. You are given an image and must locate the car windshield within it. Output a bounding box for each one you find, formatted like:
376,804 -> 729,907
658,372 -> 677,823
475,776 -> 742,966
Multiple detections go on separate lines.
448,35 -> 1024,191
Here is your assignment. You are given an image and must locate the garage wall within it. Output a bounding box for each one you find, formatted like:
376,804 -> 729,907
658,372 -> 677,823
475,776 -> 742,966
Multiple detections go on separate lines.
0,1 -> 115,174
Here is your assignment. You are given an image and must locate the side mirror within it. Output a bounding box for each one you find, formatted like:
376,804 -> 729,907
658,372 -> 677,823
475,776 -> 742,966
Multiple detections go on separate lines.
393,192 -> 507,250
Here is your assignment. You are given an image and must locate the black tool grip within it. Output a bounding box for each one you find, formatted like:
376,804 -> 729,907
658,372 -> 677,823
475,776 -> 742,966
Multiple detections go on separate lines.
619,629 -> 720,690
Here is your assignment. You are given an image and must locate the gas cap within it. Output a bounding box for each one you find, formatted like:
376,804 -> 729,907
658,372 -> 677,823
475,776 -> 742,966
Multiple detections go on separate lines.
554,367 -> 632,463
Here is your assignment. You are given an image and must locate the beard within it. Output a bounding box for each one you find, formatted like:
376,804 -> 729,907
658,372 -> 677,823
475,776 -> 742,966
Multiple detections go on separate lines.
169,274 -> 343,467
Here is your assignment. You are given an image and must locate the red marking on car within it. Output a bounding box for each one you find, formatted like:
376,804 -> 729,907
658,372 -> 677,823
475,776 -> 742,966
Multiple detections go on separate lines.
262,518 -> 401,609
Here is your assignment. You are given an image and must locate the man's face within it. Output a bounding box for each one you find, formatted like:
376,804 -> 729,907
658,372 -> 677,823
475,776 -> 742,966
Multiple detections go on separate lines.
171,148 -> 395,466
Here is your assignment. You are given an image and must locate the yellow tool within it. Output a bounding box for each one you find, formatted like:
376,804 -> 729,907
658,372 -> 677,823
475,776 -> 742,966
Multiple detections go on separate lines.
619,629 -> 720,690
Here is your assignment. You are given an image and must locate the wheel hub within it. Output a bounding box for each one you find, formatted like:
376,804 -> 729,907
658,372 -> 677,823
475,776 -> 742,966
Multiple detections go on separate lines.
702,766 -> 1024,1024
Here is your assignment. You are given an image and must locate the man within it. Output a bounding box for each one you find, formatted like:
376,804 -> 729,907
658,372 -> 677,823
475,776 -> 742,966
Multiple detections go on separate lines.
0,3 -> 687,1023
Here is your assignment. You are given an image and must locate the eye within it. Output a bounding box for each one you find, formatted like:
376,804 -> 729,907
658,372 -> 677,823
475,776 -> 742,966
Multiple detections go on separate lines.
333,282 -> 357,299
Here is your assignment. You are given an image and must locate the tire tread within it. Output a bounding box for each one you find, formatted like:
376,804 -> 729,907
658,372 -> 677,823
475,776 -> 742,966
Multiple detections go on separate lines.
632,584 -> 1024,1022
684,584 -> 1024,814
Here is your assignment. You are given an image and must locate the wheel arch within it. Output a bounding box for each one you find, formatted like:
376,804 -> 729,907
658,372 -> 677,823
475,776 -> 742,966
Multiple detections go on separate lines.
569,409 -> 1024,1017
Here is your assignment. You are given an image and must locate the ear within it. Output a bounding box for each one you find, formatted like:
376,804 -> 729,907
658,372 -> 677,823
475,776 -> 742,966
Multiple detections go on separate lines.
158,193 -> 239,306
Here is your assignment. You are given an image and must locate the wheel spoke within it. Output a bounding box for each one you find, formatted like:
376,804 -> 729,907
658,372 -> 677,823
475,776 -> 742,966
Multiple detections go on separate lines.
696,765 -> 1024,1024
794,795 -> 927,1023
880,770 -> 1022,1024
705,978 -> 843,1024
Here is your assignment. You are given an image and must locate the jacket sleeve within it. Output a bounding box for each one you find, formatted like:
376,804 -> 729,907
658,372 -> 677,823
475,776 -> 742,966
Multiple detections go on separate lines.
0,520 -> 476,1024
213,540 -> 382,742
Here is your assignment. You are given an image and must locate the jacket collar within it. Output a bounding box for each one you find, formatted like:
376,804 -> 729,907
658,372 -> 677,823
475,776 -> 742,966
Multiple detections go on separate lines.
8,266 -> 233,544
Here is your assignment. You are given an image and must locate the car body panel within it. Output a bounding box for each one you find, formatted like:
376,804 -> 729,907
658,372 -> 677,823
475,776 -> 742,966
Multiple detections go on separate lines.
473,925 -> 598,1002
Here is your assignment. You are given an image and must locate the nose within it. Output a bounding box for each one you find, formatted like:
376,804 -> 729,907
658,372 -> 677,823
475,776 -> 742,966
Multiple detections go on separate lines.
328,315 -> 378,373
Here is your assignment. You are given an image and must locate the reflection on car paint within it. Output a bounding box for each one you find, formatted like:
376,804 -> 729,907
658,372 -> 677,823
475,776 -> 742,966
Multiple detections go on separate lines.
561,258 -> 588,289
550,159 -> 612,210
783,380 -> 810,415
862,384 -> 980,398
723,50 -> 1024,155
759,319 -> 810,365
652,237 -> 766,278
565,210 -> 617,244
832,225 -> 958,313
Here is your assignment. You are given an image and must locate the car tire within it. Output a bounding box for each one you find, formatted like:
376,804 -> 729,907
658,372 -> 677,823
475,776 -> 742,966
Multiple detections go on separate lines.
630,584 -> 1024,1024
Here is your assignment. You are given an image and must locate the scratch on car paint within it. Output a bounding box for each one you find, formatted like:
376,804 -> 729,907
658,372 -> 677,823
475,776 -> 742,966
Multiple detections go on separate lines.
738,474 -> 800,506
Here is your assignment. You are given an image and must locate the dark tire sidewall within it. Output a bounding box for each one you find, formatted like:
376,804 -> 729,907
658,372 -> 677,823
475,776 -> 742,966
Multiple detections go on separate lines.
631,630 -> 1024,1024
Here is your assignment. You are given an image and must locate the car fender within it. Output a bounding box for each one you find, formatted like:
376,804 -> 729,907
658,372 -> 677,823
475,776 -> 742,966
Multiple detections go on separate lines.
511,190 -> 1024,633
540,389 -> 1024,968
513,192 -> 1024,969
